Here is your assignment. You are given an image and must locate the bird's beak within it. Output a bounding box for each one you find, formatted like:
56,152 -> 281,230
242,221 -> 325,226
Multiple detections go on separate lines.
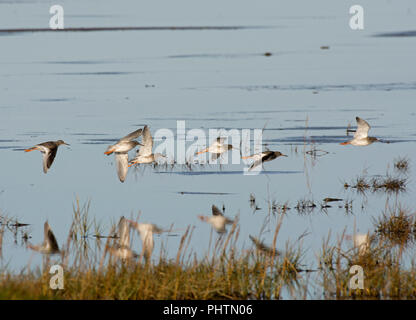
281,154 -> 288,157
65,143 -> 70,146
138,143 -> 144,146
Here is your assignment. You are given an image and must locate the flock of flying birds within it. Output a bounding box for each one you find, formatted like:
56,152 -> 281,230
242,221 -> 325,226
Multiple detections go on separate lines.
24,116 -> 378,180
22,116 -> 378,260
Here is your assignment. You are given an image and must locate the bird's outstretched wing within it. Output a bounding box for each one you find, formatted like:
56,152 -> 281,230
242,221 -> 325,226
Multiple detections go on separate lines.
44,222 -> 60,253
249,235 -> 279,255
153,153 -> 167,163
243,152 -> 263,161
115,153 -> 129,183
211,153 -> 221,161
118,217 -> 130,248
119,128 -> 143,142
137,126 -> 153,157
354,117 -> 371,139
42,147 -> 57,173
249,158 -> 263,171
212,205 -> 223,216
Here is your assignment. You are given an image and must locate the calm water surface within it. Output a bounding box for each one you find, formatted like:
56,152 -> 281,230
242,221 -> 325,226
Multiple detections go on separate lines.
0,0 -> 416,279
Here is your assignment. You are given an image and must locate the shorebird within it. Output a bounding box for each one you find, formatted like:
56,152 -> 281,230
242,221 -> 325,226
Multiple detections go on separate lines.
340,117 -> 378,146
195,137 -> 234,161
346,233 -> 370,256
198,205 -> 234,234
126,219 -> 164,261
249,235 -> 281,256
104,128 -> 143,182
24,140 -> 69,174
129,125 -> 166,167
27,221 -> 60,255
108,216 -> 138,261
353,233 -> 370,256
242,150 -> 287,171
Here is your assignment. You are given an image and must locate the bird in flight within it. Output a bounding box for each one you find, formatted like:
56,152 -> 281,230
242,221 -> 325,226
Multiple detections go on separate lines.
242,150 -> 287,171
195,137 -> 234,162
346,233 -> 370,256
249,235 -> 281,256
107,216 -> 138,261
24,140 -> 69,174
126,219 -> 164,262
104,128 -> 143,182
340,117 -> 378,146
198,205 -> 234,234
129,125 -> 166,167
27,221 -> 60,255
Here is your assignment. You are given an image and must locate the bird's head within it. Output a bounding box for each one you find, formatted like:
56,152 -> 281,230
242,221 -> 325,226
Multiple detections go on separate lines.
152,224 -> 164,234
57,140 -> 70,146
133,141 -> 144,147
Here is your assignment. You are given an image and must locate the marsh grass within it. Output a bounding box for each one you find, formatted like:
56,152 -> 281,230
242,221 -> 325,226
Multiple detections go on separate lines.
344,172 -> 408,195
2,199 -> 416,299
374,207 -> 416,246
2,167 -> 416,301
250,194 -> 350,216
394,157 -> 410,173
0,200 -> 306,300
318,229 -> 416,299
370,176 -> 407,193
270,200 -> 290,215
295,199 -> 316,215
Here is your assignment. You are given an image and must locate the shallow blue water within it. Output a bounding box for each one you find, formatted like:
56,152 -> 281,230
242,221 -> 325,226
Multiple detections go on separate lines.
0,0 -> 416,283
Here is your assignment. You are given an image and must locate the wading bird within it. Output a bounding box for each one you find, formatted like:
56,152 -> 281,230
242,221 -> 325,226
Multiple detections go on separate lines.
195,137 -> 234,161
104,128 -> 143,182
249,235 -> 281,256
242,150 -> 287,171
27,221 -> 60,254
346,233 -> 370,256
129,126 -> 166,167
108,216 -> 138,261
340,117 -> 378,146
24,140 -> 69,174
126,219 -> 164,262
198,205 -> 234,234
